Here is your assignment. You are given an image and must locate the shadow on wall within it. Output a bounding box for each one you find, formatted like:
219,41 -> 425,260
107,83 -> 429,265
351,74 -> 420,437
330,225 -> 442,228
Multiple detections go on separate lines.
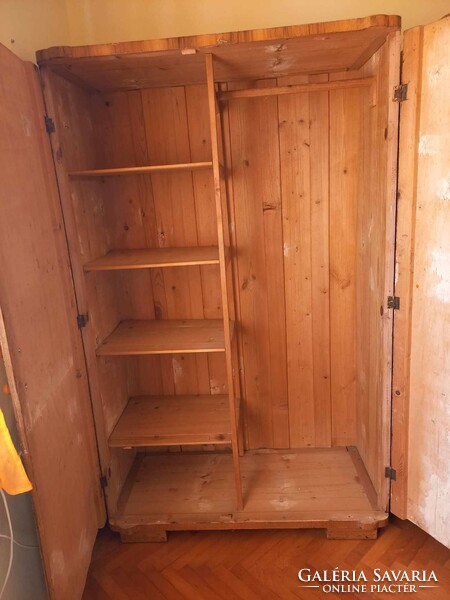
0,362 -> 47,600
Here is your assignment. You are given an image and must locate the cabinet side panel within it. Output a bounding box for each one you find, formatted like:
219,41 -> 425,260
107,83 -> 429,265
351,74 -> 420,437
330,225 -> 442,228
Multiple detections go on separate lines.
391,26 -> 424,519
357,32 -> 400,507
40,68 -> 135,513
0,46 -> 102,600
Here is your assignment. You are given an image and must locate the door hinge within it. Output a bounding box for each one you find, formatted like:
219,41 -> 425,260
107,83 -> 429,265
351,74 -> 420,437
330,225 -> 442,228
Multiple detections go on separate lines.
44,115 -> 55,133
100,474 -> 108,489
387,296 -> 400,310
77,313 -> 89,329
393,83 -> 408,102
385,466 -> 397,481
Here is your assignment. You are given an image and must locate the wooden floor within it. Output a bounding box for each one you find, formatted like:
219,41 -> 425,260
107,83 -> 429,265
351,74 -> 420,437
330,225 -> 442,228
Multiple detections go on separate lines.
83,516 -> 450,599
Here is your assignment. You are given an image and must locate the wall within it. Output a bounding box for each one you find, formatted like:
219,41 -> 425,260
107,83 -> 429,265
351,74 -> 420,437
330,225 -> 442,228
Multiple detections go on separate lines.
0,0 -> 70,62
0,0 -> 449,62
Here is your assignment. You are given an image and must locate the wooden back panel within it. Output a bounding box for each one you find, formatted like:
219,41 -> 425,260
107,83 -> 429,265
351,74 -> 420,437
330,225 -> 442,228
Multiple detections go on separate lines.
0,44 -> 103,599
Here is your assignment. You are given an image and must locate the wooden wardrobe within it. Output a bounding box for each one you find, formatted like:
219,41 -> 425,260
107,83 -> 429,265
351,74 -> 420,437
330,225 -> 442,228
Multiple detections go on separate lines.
0,13 -> 448,600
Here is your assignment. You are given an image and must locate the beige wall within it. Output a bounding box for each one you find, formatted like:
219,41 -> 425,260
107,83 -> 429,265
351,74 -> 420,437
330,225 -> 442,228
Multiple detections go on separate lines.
0,0 -> 70,62
1,0 -> 449,62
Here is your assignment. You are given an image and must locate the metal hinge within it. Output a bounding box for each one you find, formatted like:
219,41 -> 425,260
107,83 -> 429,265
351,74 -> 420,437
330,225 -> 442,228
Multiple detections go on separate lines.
393,83 -> 408,102
44,115 -> 55,133
385,466 -> 397,481
387,296 -> 400,310
100,474 -> 108,489
77,313 -> 89,329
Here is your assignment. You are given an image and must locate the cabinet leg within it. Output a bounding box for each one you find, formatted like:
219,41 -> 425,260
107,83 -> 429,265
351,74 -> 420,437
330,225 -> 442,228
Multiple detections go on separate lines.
120,528 -> 168,543
326,522 -> 378,540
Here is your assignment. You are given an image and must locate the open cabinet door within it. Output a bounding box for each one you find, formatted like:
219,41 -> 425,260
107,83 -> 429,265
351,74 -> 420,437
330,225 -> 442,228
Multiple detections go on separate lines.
0,44 -> 104,598
392,16 -> 450,548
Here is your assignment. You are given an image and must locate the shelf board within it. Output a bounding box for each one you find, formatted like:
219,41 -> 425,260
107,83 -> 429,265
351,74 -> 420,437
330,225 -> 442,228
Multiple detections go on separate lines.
96,319 -> 232,356
109,395 -> 233,448
84,246 -> 223,272
68,161 -> 213,178
111,448 -> 386,529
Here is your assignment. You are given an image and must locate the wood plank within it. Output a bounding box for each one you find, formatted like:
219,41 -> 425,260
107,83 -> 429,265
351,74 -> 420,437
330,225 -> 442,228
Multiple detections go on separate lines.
329,76 -> 362,446
309,74 -> 332,447
356,33 -> 400,508
36,16 -> 400,92
109,395 -> 233,447
219,77 -> 375,100
96,320 -> 233,356
390,26 -> 423,520
278,74 -> 314,448
84,246 -> 224,271
69,161 -> 213,178
402,17 -> 450,548
227,79 -> 288,450
0,44 -> 103,600
111,448 -> 387,529
277,73 -> 332,448
205,54 -> 243,508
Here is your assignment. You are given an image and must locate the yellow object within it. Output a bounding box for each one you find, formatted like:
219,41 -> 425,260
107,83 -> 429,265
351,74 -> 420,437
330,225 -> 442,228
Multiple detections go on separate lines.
0,409 -> 32,495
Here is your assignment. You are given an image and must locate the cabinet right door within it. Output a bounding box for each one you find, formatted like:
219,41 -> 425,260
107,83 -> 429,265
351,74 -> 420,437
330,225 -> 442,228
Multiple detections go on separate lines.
391,15 -> 450,548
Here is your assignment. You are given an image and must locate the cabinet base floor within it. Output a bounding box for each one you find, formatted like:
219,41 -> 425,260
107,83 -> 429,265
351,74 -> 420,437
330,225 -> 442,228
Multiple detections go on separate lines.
110,447 -> 387,541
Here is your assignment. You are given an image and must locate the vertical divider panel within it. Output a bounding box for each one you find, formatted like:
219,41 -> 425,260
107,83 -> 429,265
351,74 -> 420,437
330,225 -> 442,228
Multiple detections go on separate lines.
205,54 -> 243,509
219,83 -> 249,449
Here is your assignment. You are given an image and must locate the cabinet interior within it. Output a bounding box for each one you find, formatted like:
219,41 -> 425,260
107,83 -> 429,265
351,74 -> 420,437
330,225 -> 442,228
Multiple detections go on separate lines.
39,18 -> 399,536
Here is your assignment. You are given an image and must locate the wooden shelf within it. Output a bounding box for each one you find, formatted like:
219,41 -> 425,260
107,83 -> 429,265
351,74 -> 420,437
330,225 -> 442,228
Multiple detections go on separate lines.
68,161 -> 213,178
84,246 -> 223,272
109,395 -> 234,447
111,448 -> 387,533
96,319 -> 233,356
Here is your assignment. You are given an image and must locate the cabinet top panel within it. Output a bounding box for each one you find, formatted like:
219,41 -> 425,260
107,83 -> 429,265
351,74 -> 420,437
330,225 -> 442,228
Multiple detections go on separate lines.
36,14 -> 400,92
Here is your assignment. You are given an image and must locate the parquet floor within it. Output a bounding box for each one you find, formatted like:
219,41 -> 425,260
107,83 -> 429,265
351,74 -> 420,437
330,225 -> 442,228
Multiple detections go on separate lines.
83,517 -> 450,599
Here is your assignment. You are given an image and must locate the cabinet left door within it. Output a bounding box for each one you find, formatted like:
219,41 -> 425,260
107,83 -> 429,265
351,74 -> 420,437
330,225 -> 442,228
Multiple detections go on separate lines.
0,44 -> 104,600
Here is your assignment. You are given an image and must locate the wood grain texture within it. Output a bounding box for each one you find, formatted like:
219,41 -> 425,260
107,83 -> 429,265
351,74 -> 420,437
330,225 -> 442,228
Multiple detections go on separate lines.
205,54 -> 243,508
403,17 -> 450,548
69,162 -> 212,178
0,45 -> 103,600
40,69 -> 137,514
356,32 -> 400,508
227,79 -> 288,450
278,73 -> 331,448
109,395 -> 233,447
84,246 -> 222,271
35,18 -> 404,542
329,76 -> 362,447
219,77 -> 375,100
391,26 -> 423,520
96,320 -> 232,356
110,448 -> 385,528
36,16 -> 400,92
82,516 -> 450,600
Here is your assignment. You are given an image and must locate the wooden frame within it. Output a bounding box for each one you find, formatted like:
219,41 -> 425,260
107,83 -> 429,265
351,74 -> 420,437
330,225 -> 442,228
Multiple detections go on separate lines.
391,26 -> 423,519
22,13 -> 404,549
